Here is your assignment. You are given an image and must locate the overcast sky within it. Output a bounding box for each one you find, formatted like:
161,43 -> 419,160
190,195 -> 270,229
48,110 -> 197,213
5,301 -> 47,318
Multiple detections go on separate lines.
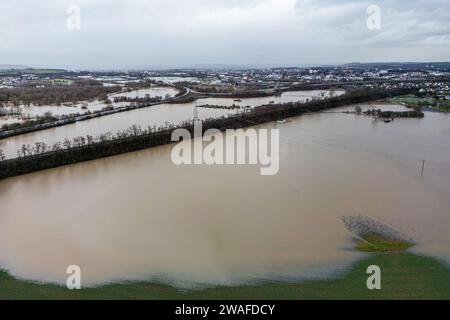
1,0 -> 449,70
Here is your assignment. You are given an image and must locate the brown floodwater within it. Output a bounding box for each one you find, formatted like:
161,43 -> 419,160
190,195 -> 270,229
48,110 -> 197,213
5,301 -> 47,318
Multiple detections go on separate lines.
0,90 -> 342,158
0,87 -> 180,127
0,102 -> 449,288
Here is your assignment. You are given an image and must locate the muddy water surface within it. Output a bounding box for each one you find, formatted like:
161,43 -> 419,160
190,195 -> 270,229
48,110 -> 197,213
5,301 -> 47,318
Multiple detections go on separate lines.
0,103 -> 449,287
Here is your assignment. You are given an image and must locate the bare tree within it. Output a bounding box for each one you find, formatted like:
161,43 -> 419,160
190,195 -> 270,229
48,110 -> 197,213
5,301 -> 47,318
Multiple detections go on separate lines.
72,136 -> 86,148
130,124 -> 142,137
33,142 -> 48,155
86,135 -> 95,145
19,144 -> 33,158
62,139 -> 72,149
52,142 -> 62,152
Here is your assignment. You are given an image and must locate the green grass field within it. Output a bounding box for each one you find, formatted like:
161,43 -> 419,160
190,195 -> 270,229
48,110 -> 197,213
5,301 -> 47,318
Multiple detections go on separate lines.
356,235 -> 414,253
388,95 -> 433,106
1,220 -> 448,300
0,252 -> 448,300
388,95 -> 450,112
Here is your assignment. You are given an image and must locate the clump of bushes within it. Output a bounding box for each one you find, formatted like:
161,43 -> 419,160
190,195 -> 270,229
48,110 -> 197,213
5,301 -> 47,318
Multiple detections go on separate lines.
343,216 -> 414,253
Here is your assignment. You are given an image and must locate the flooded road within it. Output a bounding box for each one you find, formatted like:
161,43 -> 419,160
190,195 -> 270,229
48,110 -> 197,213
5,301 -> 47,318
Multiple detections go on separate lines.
0,102 -> 449,288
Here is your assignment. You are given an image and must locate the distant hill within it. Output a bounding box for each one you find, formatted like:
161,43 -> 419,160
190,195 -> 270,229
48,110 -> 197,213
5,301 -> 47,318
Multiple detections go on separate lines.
0,67 -> 67,75
344,62 -> 450,70
189,64 -> 261,70
0,64 -> 30,70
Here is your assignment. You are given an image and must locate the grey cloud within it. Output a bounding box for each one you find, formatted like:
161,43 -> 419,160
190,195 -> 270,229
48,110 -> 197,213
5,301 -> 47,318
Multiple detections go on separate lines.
0,0 -> 448,69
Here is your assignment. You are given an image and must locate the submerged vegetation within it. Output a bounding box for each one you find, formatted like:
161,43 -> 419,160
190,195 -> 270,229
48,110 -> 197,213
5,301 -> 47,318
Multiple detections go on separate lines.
0,89 -> 181,139
343,215 -> 414,253
1,112 -> 60,131
0,80 -> 122,107
0,87 -> 415,179
197,104 -> 243,110
364,109 -> 425,119
356,235 -> 414,253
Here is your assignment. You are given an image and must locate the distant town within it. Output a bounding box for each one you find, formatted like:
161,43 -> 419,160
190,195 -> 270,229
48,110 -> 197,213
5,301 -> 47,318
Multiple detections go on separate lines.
1,62 -> 449,144
2,0 -> 449,303
1,62 -> 450,97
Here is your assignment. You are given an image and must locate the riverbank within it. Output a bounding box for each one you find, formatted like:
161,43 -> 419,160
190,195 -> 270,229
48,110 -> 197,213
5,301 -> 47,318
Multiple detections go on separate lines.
0,252 -> 448,300
0,88 -> 415,179
0,87 -> 186,140
0,100 -> 167,140
0,85 -> 330,139
388,95 -> 450,113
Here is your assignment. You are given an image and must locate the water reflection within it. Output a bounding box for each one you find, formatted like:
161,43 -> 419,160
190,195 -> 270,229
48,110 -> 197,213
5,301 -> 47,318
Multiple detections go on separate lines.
0,104 -> 448,287
0,90 -> 341,158
0,87 -> 179,126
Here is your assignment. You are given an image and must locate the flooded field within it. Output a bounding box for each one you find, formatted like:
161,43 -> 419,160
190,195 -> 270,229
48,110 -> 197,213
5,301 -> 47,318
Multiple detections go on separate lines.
0,90 -> 341,158
0,87 -> 179,127
198,89 -> 344,107
149,76 -> 200,84
108,87 -> 179,100
0,102 -> 449,288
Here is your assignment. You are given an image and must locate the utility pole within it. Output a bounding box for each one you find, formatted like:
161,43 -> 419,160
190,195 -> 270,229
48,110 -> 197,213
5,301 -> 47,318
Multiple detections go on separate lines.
421,160 -> 426,176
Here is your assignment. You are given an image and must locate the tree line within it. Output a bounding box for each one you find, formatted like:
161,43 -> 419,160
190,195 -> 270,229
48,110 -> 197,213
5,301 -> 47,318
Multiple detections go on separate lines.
364,109 -> 425,118
0,80 -> 122,107
0,87 -> 416,179
112,95 -> 167,104
0,106 -> 23,116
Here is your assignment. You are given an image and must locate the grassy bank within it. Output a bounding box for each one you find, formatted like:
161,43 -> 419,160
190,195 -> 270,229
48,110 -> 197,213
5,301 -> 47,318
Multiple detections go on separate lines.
1,216 -> 448,300
388,94 -> 450,112
0,252 -> 448,300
